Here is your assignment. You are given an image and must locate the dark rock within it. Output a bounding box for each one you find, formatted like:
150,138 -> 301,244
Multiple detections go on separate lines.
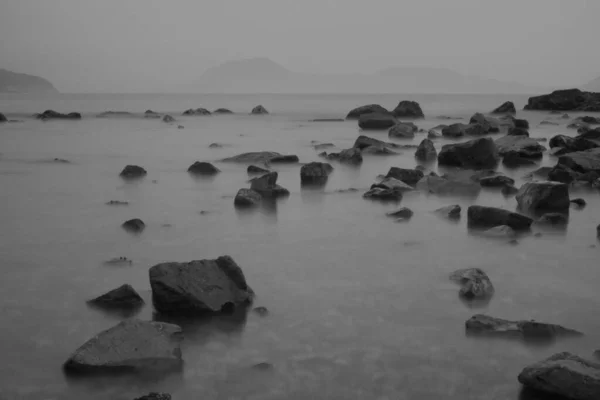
549,134 -> 599,154
417,175 -> 481,197
300,162 -> 333,185
182,108 -> 211,116
388,123 -> 416,139
524,88 -> 600,111
353,135 -> 396,151
145,110 -> 158,115
372,177 -> 414,192
119,165 -> 147,179
209,143 -> 225,148
133,393 -> 171,400
501,185 -> 519,196
252,362 -> 274,371
442,123 -> 487,138
234,189 -> 262,207
415,139 -> 437,160
0,112 -> 7,122
363,188 -> 403,202
149,255 -> 254,314
468,169 -> 498,182
63,319 -> 183,373
213,108 -> 233,114
187,161 -> 220,175
547,164 -> 581,183
385,167 -> 424,186
269,155 -> 299,164
122,219 -> 145,233
361,145 -> 398,156
518,352 -> 599,400
314,142 -> 335,150
467,206 -> 533,230
495,135 -> 546,158
177,125 -> 184,129
491,101 -> 516,114
450,268 -> 494,299
251,105 -> 269,115
571,198 -> 586,207
87,284 -> 144,309
252,307 -> 269,317
579,128 -> 600,141
106,200 -> 129,206
507,127 -> 529,137
392,101 -> 424,118
35,110 -> 82,120
438,137 -> 499,169
96,111 -> 133,118
427,129 -> 441,139
434,205 -> 461,219
568,122 -> 591,131
162,115 -> 175,123
576,116 -> 600,124
467,315 -> 582,339
247,165 -> 270,174
313,118 -> 344,122
537,213 -> 568,225
513,118 -> 529,129
516,182 -> 570,212
502,152 -> 538,167
358,113 -> 397,130
469,113 -> 500,133
103,257 -> 133,266
386,207 -> 414,220
346,104 -> 390,119
222,152 -> 293,164
250,171 -> 289,198
479,175 -> 515,187
326,148 -> 363,165
557,148 -> 600,173
597,224 -> 600,238
482,225 -> 517,238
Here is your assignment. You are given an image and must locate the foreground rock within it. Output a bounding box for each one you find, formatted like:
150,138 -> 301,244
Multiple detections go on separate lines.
385,167 -> 424,186
467,314 -> 582,340
507,127 -> 529,137
415,139 -> 437,160
516,181 -> 570,212
525,88 -> 600,111
518,352 -> 600,400
495,135 -> 546,158
417,176 -> 480,197
557,148 -> 600,173
120,165 -> 147,179
323,148 -> 363,165
222,152 -> 297,164
438,138 -> 499,169
247,165 -> 269,174
35,110 -> 81,120
388,123 -> 416,139
358,113 -> 397,130
182,108 -> 211,116
346,104 -> 390,119
122,219 -> 146,233
234,189 -> 262,207
63,319 -> 183,373
469,113 -> 500,133
300,162 -> 333,185
391,101 -> 424,118
450,268 -> 494,299
149,255 -> 254,314
435,205 -> 461,219
187,161 -> 220,175
467,206 -> 533,230
491,101 -> 516,114
250,171 -> 289,198
87,284 -> 144,310
549,134 -> 599,154
251,105 -> 269,115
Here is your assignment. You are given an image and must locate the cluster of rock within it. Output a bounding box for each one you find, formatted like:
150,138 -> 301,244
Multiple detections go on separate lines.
35,109 -> 81,120
234,171 -> 290,207
525,88 -> 600,111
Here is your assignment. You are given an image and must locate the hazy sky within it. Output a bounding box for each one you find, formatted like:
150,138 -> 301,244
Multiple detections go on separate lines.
1,0 -> 598,92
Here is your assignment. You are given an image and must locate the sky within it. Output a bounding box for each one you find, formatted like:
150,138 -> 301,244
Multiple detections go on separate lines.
1,0 -> 599,93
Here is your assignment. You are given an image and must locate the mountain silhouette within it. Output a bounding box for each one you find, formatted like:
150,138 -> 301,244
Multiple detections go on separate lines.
0,69 -> 58,93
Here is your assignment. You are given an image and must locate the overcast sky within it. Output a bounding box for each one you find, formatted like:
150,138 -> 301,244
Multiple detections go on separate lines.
1,0 -> 598,93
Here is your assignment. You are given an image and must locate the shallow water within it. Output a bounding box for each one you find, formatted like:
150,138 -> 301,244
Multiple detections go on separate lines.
0,93 -> 599,400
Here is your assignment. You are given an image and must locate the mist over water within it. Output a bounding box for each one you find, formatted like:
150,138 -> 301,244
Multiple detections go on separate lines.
1,93 -> 600,399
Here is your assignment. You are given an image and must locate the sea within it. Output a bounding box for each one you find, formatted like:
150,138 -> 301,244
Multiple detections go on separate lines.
0,93 -> 599,400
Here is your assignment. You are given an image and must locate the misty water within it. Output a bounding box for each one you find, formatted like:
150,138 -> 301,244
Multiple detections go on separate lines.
1,93 -> 599,400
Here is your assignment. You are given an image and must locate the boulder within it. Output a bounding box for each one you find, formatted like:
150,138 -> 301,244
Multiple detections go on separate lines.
491,101 -> 516,114
222,152 -> 288,164
87,284 -> 144,310
353,135 -> 396,150
434,205 -> 461,219
234,189 -> 262,207
501,185 -> 519,196
467,206 -> 533,230
162,115 -> 175,123
579,128 -> 600,141
479,175 -> 515,187
516,181 -> 570,212
438,137 -> 499,169
247,165 -> 270,174
134,394 -> 171,400
482,225 -> 517,238
314,143 -> 335,151
187,162 -> 220,175
549,134 -> 599,154
388,123 -> 416,139
450,268 -> 494,299
568,121 -> 591,132
597,224 -> 600,238
270,155 -> 299,164
386,207 -> 414,220
518,352 -> 600,400
507,127 -> 529,137
442,123 -> 487,138
361,146 -> 398,156
358,113 -> 397,130
325,148 -> 363,165
502,152 -> 537,167
417,176 -> 480,197
513,118 -> 529,129
122,219 -> 145,233
495,135 -> 546,158
415,139 -> 437,160
182,108 -> 211,116
427,129 -> 441,139
576,116 -> 600,124
63,319 -> 183,373
0,112 -> 7,122
149,255 -> 254,314
119,165 -> 147,179
525,88 -> 600,111
371,177 -> 414,192
251,105 -> 269,115
385,167 -> 424,186
213,108 -> 233,114
537,213 -> 568,225
524,166 -> 553,180
300,162 -> 333,185
35,110 -> 82,120
467,315 -> 582,339
571,198 -> 586,207
469,113 -> 500,133
346,104 -> 390,119
391,101 -> 424,118
547,164 -> 581,183
362,188 -> 403,202
250,171 -> 289,198
557,148 -> 600,173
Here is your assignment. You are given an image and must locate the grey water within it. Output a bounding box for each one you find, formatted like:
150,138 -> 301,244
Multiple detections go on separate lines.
0,93 -> 599,400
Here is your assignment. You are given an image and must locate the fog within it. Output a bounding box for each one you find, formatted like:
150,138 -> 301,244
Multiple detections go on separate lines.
1,0 -> 599,93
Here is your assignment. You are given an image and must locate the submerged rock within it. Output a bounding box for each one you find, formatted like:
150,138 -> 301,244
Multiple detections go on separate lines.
251,105 -> 269,115
557,148 -> 600,173
507,127 -> 529,137
150,256 -> 254,314
363,187 -> 403,202
187,161 -> 220,175
385,167 -> 424,186
417,176 -> 480,197
122,219 -> 145,233
388,123 -> 416,139
325,148 -> 363,165
501,185 -> 519,196
346,104 -> 390,119
250,171 -> 289,198
103,257 -> 133,266
247,165 -> 270,174
495,135 -> 546,158
35,110 -> 81,120
518,352 -> 600,400
491,101 -> 516,114
438,137 -> 499,169
119,165 -> 147,179
516,181 -> 570,212
537,213 -> 568,225
450,268 -> 494,299
482,225 -> 517,239
358,113 -> 397,130
549,134 -> 599,154
87,284 -> 144,310
524,88 -> 600,111
479,175 -> 515,187
391,101 -> 424,118
415,139 -> 437,160
428,129 -> 441,139
234,189 -> 262,207
353,135 -> 396,150
469,113 -> 500,133
96,111 -> 133,118
106,200 -> 129,206
467,206 -> 533,230
386,207 -> 414,220
442,123 -> 487,138
270,155 -> 299,164
571,198 -> 586,207
372,177 -> 414,192
434,205 -> 461,219
63,319 -> 183,373
182,108 -> 211,116
162,115 -> 175,123
222,152 -> 294,164
467,314 -> 582,339
300,162 -> 333,185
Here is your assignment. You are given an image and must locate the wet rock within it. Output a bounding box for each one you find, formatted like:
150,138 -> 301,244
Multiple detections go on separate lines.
252,306 -> 269,317
450,268 -> 494,299
469,113 -> 500,133
438,137 -> 499,169
537,213 -> 568,225
209,143 -> 226,148
415,139 -> 437,161
516,181 -> 570,212
247,165 -> 270,174
234,189 -> 262,207
372,177 -> 414,192
513,118 -> 529,129
96,111 -> 133,118
103,257 -> 133,266
149,255 -> 254,314
300,162 -> 333,185
434,205 -> 461,219
479,175 -> 515,187
597,224 -> 600,238
467,315 -> 582,339
467,206 -> 533,230
251,105 -> 269,115
361,145 -> 398,156
524,88 -> 600,111
162,115 -> 175,123
386,207 -> 414,220
502,152 -> 538,168
501,185 -> 519,196
507,127 -> 529,137
63,319 -> 183,373
388,123 -> 416,139
417,175 -> 480,197
87,284 -> 144,310
363,187 -> 403,202
314,142 -> 335,151
568,121 -> 591,131
133,393 -> 171,400
213,108 -> 233,114
270,155 -> 299,164
325,148 -> 363,165
427,129 -> 441,139
571,198 -> 586,207
495,135 -> 546,158
222,152 -> 293,164
119,165 -> 147,179
491,101 -> 516,114
385,167 -> 424,186
35,110 -> 81,120
392,101 -> 424,118
182,108 -> 211,116
122,219 -> 145,233
346,104 -> 390,119
549,134 -> 599,154
518,352 -> 599,400
187,161 -> 220,175
313,118 -> 344,122
250,171 -> 289,198
547,164 -> 581,183
358,113 -> 397,130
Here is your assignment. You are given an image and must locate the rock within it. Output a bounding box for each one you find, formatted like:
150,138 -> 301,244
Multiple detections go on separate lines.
516,181 -> 570,212
467,206 -> 533,230
513,118 -> 529,129
162,115 -> 175,123
557,148 -> 600,173
434,205 -> 461,219
119,165 -> 147,179
182,108 -> 211,116
482,225 -> 517,238
467,315 -> 582,339
106,200 -> 129,206
415,139 -> 437,160
187,161 -> 220,175
360,145 -> 398,156
495,135 -> 546,158
549,134 -> 599,154
103,257 -> 133,266
0,112 -> 7,122
449,268 -> 494,299
388,123 -> 416,139
568,121 -> 591,131
326,148 -> 363,165
209,143 -> 226,148
251,105 -> 269,115
87,284 -> 144,310
362,187 -> 403,202
518,353 -> 599,400
501,185 -> 519,196
386,207 -> 414,220
391,101 -> 424,118
502,152 -> 538,167
427,129 -> 441,139
537,213 -> 568,225
353,135 -> 396,151
149,255 -> 254,314
35,110 -> 81,120
385,167 -> 424,186
571,198 -> 586,207
507,127 -> 529,137
346,104 -> 390,119
247,165 -> 270,174
358,113 -> 397,130
372,177 -> 414,192
524,166 -> 553,180
479,175 -> 515,187
438,137 -> 499,169
547,164 -> 581,183
269,155 -> 299,164
469,113 -> 500,133
234,189 -> 262,207
525,88 -> 600,111
300,162 -> 333,185
491,101 -> 516,114
96,111 -> 134,118
417,175 -> 481,197
222,152 -> 293,164
213,108 -> 233,114
441,123 -> 487,138
133,393 -> 172,400
314,143 -> 335,151
122,219 -> 145,233
63,319 -> 183,373
250,171 -> 289,198
313,118 -> 344,122
576,116 -> 600,124
579,128 -> 600,141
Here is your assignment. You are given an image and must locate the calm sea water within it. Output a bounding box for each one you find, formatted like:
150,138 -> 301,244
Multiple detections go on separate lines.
0,93 -> 599,400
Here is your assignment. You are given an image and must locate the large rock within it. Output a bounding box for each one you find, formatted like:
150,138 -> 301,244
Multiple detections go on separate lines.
513,118 -> 529,129
415,139 -> 437,160
362,187 -> 403,202
491,101 -> 516,114
479,175 -> 515,187
467,206 -> 533,230
119,165 -> 147,179
251,105 -> 269,115
442,123 -> 487,138
371,177 -> 414,192
234,189 -> 262,207
35,110 -> 81,120
549,134 -> 599,153
518,352 -> 600,400
87,284 -> 144,310
270,155 -> 299,163
122,218 -> 146,233
247,165 -> 270,175
250,171 -> 289,198
353,135 -> 397,150
213,108 -> 233,114
346,104 -> 390,119
467,315 -> 582,339
222,152 -> 294,164
300,162 -> 333,185
495,135 -> 546,158
434,205 -> 461,219
502,152 -> 538,167
63,319 -> 183,373
386,207 -> 414,220
516,181 -> 570,212
385,167 -> 424,186
391,101 -> 424,118
449,268 -> 494,299
524,88 -> 600,111
417,176 -> 480,197
469,113 -> 500,133
325,148 -> 363,165
149,255 -> 254,314
162,115 -> 175,123
0,112 -> 8,122
187,161 -> 220,175
358,113 -> 397,130
182,108 -> 211,116
557,148 -> 600,173
507,127 -> 529,137
438,137 -> 499,169
575,116 -> 600,124
388,123 -> 416,139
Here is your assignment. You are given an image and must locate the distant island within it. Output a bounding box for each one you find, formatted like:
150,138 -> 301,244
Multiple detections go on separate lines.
0,68 -> 58,93
193,58 -> 544,94
584,76 -> 600,92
